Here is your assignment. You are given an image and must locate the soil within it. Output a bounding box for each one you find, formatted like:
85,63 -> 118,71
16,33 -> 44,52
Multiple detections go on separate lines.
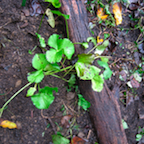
0,0 -> 144,144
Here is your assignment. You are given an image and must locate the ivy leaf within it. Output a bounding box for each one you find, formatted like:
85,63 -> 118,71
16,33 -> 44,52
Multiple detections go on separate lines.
31,86 -> 58,109
59,38 -> 74,60
87,37 -> 97,46
46,49 -> 63,63
97,60 -> 112,80
26,87 -> 37,97
27,70 -> 44,83
44,0 -> 61,8
32,54 -> 49,70
36,33 -> 46,48
95,40 -> 109,55
91,74 -> 104,92
77,53 -> 95,64
78,94 -> 91,111
52,132 -> 70,144
51,10 -> 69,19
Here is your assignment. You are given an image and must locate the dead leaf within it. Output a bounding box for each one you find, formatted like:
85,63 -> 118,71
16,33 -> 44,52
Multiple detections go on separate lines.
129,3 -> 140,10
97,7 -> 108,20
70,136 -> 86,144
30,0 -> 44,16
45,8 -> 55,28
61,115 -> 72,128
113,2 -> 122,25
0,118 -> 17,129
97,36 -> 103,44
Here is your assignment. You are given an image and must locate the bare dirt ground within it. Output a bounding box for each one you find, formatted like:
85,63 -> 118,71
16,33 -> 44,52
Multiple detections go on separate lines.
0,0 -> 144,144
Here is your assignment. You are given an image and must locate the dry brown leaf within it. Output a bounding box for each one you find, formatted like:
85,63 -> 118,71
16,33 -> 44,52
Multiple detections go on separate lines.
70,136 -> 86,144
97,7 -> 108,20
113,2 -> 122,25
61,115 -> 72,128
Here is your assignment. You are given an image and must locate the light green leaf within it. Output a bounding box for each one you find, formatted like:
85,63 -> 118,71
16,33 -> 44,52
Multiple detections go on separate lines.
77,53 -> 95,64
75,62 -> 101,80
97,60 -> 112,80
31,86 -> 58,109
95,40 -> 109,55
122,119 -> 128,129
44,0 -> 61,8
52,133 -> 70,144
45,8 -> 55,28
48,34 -> 60,50
136,134 -> 142,141
91,74 -> 104,92
51,10 -> 69,19
32,54 -> 49,70
26,87 -> 37,97
59,38 -> 74,60
100,57 -> 109,63
78,94 -> 91,111
36,33 -> 46,48
27,70 -> 44,83
87,37 -> 97,46
46,49 -> 63,63
82,42 -> 89,49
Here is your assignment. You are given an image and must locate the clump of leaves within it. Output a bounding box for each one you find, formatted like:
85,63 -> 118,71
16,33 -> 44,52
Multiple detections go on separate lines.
136,127 -> 144,141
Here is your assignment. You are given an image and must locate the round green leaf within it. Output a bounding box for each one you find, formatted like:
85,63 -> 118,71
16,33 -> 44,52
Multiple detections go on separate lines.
27,70 -> 44,83
48,34 -> 60,50
32,54 -> 49,70
46,49 -> 63,63
59,38 -> 74,60
31,86 -> 58,109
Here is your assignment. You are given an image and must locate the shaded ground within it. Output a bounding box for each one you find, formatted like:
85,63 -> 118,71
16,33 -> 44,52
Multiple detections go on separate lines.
0,0 -> 96,143
0,0 -> 144,144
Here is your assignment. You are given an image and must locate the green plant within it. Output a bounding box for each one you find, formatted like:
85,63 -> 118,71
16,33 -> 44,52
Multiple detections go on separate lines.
136,127 -> 144,141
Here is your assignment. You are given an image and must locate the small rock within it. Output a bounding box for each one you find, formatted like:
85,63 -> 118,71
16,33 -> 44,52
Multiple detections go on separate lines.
66,92 -> 75,100
15,79 -> 22,87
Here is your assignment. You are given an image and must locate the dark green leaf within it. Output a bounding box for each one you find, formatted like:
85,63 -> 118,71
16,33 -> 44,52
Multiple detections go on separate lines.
77,53 -> 95,64
78,94 -> 91,111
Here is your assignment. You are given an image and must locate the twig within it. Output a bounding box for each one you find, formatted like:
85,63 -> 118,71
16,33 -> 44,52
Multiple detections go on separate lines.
41,109 -> 57,134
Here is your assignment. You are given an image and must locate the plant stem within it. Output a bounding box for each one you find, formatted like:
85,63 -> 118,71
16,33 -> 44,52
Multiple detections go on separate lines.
0,82 -> 32,118
65,18 -> 69,39
51,74 -> 68,82
62,65 -> 75,78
